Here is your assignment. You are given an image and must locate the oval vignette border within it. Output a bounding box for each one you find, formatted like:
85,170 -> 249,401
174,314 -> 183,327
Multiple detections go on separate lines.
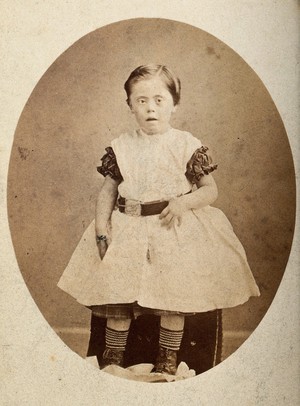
7,18 -> 296,375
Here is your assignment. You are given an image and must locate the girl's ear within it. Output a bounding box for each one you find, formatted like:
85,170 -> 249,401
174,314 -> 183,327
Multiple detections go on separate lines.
172,105 -> 178,113
127,100 -> 135,113
126,98 -> 132,109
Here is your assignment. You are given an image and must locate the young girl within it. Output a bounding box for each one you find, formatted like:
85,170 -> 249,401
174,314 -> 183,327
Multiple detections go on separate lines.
58,64 -> 260,375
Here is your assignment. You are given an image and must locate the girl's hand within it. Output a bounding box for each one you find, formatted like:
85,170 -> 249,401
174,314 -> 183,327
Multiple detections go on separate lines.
97,240 -> 108,260
159,197 -> 188,229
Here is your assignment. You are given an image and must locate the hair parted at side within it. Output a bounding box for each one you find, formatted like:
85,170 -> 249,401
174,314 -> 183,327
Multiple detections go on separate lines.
124,64 -> 181,106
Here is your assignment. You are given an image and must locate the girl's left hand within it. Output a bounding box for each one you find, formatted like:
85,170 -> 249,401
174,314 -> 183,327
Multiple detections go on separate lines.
97,240 -> 108,260
159,197 -> 188,229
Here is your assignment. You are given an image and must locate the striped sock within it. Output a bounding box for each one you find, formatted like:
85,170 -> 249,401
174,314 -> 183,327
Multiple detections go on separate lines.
105,327 -> 129,351
159,326 -> 184,351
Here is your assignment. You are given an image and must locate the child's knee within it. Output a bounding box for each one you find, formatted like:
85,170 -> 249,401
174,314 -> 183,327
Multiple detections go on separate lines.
160,315 -> 185,330
107,317 -> 131,331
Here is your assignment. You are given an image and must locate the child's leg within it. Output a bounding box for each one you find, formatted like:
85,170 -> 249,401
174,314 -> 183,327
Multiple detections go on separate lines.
154,315 -> 185,375
101,317 -> 131,369
159,315 -> 185,351
106,318 -> 131,351
107,318 -> 131,331
160,315 -> 184,331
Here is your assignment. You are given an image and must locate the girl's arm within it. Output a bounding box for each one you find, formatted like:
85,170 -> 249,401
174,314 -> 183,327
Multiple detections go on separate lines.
159,174 -> 218,228
181,173 -> 218,210
95,176 -> 120,258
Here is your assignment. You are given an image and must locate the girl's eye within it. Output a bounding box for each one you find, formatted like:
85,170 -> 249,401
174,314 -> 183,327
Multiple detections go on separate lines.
156,98 -> 162,103
138,99 -> 146,104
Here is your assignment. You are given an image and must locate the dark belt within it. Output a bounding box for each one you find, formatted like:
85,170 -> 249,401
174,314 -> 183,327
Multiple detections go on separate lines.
118,191 -> 191,217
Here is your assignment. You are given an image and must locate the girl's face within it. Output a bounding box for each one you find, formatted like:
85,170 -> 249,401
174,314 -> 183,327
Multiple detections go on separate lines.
129,77 -> 177,135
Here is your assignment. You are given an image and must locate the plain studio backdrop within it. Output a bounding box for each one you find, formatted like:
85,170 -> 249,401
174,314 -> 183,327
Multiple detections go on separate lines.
7,19 -> 295,361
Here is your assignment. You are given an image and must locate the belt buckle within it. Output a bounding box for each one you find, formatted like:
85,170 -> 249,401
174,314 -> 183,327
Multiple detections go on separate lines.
124,199 -> 142,216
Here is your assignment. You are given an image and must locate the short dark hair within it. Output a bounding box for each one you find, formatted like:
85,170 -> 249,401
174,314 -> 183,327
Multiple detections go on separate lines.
124,64 -> 181,106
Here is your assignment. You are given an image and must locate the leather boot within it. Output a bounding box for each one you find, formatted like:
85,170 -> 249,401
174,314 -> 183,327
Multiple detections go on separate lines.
153,346 -> 178,375
100,348 -> 125,369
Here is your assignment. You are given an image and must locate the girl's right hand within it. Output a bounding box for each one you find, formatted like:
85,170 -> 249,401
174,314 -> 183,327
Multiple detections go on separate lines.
97,240 -> 108,260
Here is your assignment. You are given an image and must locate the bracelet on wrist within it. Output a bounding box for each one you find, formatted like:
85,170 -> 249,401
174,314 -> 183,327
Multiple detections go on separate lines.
96,235 -> 107,244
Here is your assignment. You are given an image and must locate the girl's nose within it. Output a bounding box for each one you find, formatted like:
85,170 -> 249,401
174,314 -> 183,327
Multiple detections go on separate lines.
147,100 -> 156,112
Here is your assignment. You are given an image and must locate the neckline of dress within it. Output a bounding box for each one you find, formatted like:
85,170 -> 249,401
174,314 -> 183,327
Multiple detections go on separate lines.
136,127 -> 173,139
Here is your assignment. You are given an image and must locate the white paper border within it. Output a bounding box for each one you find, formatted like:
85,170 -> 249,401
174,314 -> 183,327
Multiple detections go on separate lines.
1,1 -> 299,404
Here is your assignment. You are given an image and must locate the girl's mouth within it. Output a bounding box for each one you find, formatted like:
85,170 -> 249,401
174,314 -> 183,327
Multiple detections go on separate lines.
146,118 -> 157,121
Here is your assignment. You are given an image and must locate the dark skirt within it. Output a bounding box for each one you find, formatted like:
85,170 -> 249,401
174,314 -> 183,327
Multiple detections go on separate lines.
89,301 -> 195,319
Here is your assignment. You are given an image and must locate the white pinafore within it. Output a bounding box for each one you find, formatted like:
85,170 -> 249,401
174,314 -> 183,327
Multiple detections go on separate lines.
58,128 -> 260,312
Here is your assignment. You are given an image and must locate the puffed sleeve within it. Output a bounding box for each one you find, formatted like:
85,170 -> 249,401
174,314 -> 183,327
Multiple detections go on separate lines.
96,146 -> 123,181
185,146 -> 218,184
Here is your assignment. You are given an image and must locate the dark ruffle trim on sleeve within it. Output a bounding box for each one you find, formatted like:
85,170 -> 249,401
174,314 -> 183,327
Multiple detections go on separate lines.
97,147 -> 123,181
185,146 -> 218,184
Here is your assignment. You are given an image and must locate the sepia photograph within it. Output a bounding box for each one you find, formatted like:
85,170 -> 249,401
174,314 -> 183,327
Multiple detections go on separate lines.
1,1 -> 299,404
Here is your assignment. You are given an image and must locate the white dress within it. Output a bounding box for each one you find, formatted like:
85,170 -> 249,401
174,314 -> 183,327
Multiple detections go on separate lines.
57,128 -> 260,312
